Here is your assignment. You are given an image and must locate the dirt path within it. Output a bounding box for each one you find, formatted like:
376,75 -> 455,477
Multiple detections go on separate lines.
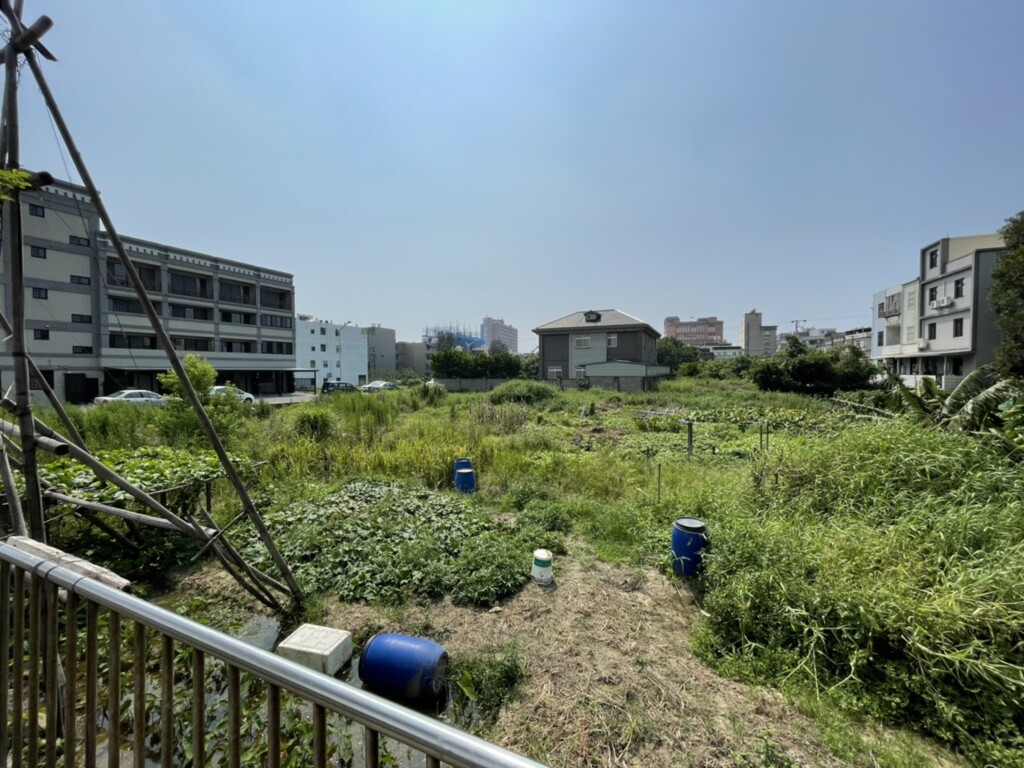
322,554 -> 849,768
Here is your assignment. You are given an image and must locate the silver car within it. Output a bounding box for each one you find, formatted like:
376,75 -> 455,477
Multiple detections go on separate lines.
93,389 -> 166,406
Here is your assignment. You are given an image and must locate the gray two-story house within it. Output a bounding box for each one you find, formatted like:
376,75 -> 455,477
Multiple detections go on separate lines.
533,309 -> 667,390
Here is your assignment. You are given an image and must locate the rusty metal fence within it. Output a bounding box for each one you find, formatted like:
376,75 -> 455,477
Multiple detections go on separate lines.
1,543 -> 546,768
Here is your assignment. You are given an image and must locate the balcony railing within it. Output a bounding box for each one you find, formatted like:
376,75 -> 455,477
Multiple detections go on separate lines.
219,291 -> 256,306
168,284 -> 213,299
106,274 -> 161,292
1,542 -> 545,768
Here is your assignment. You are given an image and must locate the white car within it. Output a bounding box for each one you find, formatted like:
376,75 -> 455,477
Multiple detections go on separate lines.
209,385 -> 256,404
94,389 -> 166,406
360,380 -> 398,393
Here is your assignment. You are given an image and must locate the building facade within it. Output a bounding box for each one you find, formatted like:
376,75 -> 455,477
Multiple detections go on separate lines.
396,341 -> 429,377
871,234 -> 1005,388
362,325 -> 396,375
663,316 -> 725,346
2,181 -> 297,402
737,310 -> 778,358
480,316 -> 518,353
295,315 -> 369,389
533,309 -> 660,381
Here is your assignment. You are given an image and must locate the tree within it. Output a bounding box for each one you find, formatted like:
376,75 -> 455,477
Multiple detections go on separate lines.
991,210 -> 1024,378
657,337 -> 700,375
434,331 -> 457,352
519,352 -> 539,380
157,354 -> 217,401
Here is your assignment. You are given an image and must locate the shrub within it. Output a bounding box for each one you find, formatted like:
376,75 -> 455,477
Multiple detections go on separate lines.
488,380 -> 557,406
293,409 -> 334,441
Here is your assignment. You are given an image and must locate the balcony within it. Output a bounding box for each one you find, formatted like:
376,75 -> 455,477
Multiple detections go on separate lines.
106,273 -> 161,292
1,542 -> 542,768
168,284 -> 213,300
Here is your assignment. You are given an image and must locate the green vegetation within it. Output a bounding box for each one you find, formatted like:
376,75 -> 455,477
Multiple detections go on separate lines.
19,365 -> 1024,766
992,210 -> 1024,377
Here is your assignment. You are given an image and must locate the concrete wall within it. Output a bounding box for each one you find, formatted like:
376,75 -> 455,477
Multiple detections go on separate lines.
436,377 -> 512,392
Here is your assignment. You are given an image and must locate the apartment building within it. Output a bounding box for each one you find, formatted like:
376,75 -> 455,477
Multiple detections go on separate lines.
663,316 -> 725,346
363,325 -> 396,375
396,341 -> 429,377
296,315 -> 369,389
871,234 -> 1005,388
1,180 -> 298,402
480,316 -> 519,353
737,310 -> 778,358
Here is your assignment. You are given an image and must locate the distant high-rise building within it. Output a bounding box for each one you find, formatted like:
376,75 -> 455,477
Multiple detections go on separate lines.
738,310 -> 777,358
663,316 -> 725,346
480,316 -> 518,353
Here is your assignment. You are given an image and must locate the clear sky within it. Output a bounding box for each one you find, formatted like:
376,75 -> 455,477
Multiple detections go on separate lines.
16,0 -> 1024,352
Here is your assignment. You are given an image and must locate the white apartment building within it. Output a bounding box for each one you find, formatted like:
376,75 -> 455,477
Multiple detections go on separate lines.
480,316 -> 518,353
1,180 -> 298,402
295,315 -> 368,390
872,234 -> 1005,388
737,310 -> 778,358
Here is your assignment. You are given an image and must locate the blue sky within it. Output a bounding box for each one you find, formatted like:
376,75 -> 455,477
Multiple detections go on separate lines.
17,0 -> 1024,351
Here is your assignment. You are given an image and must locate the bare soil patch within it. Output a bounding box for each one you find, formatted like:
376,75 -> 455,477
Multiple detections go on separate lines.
323,552 -> 847,768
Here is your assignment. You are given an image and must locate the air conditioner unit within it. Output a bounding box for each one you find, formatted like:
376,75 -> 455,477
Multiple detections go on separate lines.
928,300 -> 938,309
917,339 -> 929,350
938,297 -> 953,308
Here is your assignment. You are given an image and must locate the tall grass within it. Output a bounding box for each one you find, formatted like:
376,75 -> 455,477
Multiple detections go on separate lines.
693,419 -> 1024,765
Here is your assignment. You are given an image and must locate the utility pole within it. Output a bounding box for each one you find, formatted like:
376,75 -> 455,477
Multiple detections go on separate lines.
790,319 -> 806,334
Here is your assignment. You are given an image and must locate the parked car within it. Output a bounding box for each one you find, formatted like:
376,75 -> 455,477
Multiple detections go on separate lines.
93,389 -> 166,406
322,381 -> 358,394
360,380 -> 398,393
209,385 -> 256,404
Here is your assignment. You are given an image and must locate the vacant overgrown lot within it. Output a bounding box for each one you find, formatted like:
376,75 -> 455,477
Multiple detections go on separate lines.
35,378 -> 1023,767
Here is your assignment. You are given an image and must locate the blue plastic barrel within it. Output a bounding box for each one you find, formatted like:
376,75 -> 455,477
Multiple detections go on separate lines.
453,457 -> 473,481
358,633 -> 449,704
671,517 -> 707,576
454,468 -> 476,493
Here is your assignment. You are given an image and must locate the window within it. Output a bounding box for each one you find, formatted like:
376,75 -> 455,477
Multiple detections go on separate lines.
220,310 -> 255,325
320,327 -> 326,335
34,329 -> 50,340
107,261 -> 159,290
877,331 -> 883,346
111,297 -> 145,314
28,204 -> 45,217
171,305 -> 210,321
172,337 -> 211,352
928,287 -> 937,303
70,275 -> 91,285
575,366 -> 586,378
547,366 -> 562,379
169,272 -> 209,298
72,346 -> 93,354
260,314 -> 293,328
69,235 -> 90,247
335,329 -> 340,336
32,287 -> 48,299
71,314 -> 92,324
261,341 -> 293,355
109,334 -> 157,349
320,344 -> 326,352
310,360 -> 316,367
221,340 -> 254,354
953,318 -> 964,337
876,302 -> 884,318
309,328 -> 315,334
30,246 -> 46,259
322,362 -> 329,368
218,281 -> 254,305
574,336 -> 590,349
954,278 -> 965,299
928,249 -> 938,268
607,334 -> 618,348
260,287 -> 291,310
927,323 -> 937,341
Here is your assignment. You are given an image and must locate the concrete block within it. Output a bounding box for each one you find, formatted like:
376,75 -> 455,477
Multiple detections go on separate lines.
277,623 -> 352,676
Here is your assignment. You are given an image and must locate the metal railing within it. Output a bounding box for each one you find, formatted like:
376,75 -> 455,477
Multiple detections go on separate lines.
1,543 -> 546,768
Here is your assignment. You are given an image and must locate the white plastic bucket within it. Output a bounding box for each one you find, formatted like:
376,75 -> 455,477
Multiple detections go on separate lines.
531,548 -> 553,585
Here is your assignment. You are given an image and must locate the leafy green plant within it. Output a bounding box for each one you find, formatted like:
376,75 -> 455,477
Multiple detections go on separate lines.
488,380 -> 558,406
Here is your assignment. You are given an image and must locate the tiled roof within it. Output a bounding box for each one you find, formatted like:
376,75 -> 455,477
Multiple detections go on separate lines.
533,309 -> 659,337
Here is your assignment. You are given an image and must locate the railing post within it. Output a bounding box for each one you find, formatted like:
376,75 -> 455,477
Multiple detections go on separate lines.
85,601 -> 98,768
364,726 -> 379,768
1,560 -> 9,767
63,593 -> 78,768
12,568 -> 25,768
45,582 -> 59,768
267,684 -> 280,768
160,635 -> 173,768
192,650 -> 205,767
107,613 -> 121,768
28,575 -> 41,768
132,623 -> 145,768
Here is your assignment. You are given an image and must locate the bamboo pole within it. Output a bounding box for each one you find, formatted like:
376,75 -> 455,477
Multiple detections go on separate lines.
15,35 -> 302,606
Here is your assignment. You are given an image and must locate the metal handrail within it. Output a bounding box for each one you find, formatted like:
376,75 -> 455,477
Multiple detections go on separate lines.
1,543 -> 546,768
